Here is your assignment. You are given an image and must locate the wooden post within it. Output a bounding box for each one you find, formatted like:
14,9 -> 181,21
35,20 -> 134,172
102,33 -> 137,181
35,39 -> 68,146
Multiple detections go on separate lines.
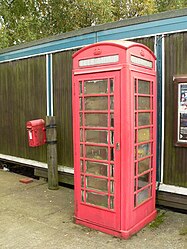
46,116 -> 59,190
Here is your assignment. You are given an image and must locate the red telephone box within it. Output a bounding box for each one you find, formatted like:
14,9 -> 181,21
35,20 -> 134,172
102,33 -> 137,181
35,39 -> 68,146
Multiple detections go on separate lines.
72,41 -> 157,239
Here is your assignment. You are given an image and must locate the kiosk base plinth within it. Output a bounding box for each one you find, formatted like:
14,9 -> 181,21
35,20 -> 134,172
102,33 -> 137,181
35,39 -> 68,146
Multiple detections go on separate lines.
75,210 -> 157,239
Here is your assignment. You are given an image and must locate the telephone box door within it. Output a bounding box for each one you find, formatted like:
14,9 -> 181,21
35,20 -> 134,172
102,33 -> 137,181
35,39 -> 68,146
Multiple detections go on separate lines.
73,71 -> 121,231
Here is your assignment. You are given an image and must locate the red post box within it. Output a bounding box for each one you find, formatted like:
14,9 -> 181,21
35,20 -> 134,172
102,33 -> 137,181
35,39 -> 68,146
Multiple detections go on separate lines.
26,119 -> 46,147
72,41 -> 157,238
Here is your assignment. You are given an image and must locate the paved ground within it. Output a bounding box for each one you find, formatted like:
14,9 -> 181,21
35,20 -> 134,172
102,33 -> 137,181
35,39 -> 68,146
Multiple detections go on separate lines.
0,169 -> 186,249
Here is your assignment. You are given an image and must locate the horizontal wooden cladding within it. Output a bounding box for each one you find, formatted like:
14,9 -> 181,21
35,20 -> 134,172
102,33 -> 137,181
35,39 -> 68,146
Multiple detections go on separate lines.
164,32 -> 187,187
157,191 -> 187,210
53,49 -> 78,168
0,56 -> 46,162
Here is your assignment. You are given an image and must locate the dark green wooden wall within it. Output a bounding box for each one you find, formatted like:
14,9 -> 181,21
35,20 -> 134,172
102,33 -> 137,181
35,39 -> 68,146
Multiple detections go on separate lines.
0,56 -> 47,162
132,37 -> 155,52
1,34 -> 187,189
53,50 -> 77,168
164,32 -> 187,187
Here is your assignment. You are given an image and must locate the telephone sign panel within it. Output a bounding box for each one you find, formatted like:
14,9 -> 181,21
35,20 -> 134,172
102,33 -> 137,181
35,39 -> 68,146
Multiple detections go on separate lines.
72,41 -> 157,239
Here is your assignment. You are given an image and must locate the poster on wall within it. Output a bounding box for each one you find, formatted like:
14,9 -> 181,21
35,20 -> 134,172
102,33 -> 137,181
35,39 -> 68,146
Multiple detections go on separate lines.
178,83 -> 187,142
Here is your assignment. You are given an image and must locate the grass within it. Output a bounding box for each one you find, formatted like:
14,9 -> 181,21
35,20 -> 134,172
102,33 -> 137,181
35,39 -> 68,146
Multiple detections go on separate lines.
149,210 -> 166,229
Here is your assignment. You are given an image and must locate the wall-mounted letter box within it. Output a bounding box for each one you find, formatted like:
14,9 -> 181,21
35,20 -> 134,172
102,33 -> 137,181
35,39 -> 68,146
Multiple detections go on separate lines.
72,41 -> 157,239
26,119 -> 46,147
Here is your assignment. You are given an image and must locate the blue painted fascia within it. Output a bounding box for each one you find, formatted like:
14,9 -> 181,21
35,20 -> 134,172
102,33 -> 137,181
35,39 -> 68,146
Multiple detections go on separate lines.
97,16 -> 187,41
0,15 -> 187,63
0,32 -> 97,62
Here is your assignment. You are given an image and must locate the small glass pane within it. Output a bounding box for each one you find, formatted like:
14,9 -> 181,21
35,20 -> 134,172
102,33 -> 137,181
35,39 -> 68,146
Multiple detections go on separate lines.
80,113 -> 83,126
138,143 -> 151,158
110,96 -> 114,110
80,129 -> 83,142
110,79 -> 114,93
84,79 -> 108,94
110,114 -> 114,127
80,160 -> 84,172
134,146 -> 137,159
110,196 -> 114,209
138,128 -> 150,142
138,173 -> 150,189
86,176 -> 108,192
85,97 -> 108,110
110,131 -> 114,144
135,113 -> 137,127
134,178 -> 137,191
134,130 -> 137,143
80,144 -> 83,157
138,113 -> 151,126
138,158 -> 150,174
138,97 -> 150,110
85,114 -> 108,127
81,190 -> 84,202
79,81 -> 82,95
134,96 -> 137,110
79,98 -> 83,110
86,192 -> 108,208
86,145 -> 108,160
86,161 -> 108,176
137,187 -> 150,205
134,162 -> 137,176
110,181 -> 114,193
134,79 -> 137,93
110,148 -> 114,161
134,194 -> 137,207
86,130 -> 108,144
110,164 -> 114,177
81,176 -> 84,187
138,80 -> 150,94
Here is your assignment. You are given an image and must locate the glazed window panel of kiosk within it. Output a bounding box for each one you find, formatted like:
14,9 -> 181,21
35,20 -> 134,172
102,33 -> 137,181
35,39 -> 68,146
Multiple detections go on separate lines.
86,161 -> 108,176
86,130 -> 108,144
78,76 -> 115,211
138,158 -> 150,174
86,176 -> 108,192
85,145 -> 108,160
86,192 -> 108,208
138,128 -> 151,142
138,80 -> 150,94
138,113 -> 151,126
85,97 -> 108,110
85,113 -> 108,127
134,77 -> 153,207
138,97 -> 150,110
84,79 -> 108,94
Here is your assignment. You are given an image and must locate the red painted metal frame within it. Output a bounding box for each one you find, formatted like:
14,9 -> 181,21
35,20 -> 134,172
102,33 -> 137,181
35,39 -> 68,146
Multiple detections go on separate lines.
72,41 -> 157,239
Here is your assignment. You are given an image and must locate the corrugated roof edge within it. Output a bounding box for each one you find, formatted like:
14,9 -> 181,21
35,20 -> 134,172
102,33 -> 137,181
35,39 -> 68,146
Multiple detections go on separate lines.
0,7 -> 187,55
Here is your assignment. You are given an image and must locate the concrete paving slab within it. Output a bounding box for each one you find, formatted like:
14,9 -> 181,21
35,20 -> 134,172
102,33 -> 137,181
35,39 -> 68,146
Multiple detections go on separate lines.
0,170 -> 186,249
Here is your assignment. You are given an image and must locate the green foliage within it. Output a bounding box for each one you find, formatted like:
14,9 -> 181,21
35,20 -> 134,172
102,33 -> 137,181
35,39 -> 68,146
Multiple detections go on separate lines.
0,0 -> 187,49
155,0 -> 187,12
149,210 -> 166,229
